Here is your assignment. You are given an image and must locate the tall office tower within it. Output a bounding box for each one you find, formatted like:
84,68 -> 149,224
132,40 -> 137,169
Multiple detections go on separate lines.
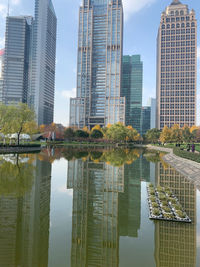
141,106 -> 151,136
67,158 -> 124,266
156,0 -> 197,129
70,0 -> 125,129
121,55 -> 143,133
29,0 -> 57,125
0,49 -> 4,103
2,16 -> 32,105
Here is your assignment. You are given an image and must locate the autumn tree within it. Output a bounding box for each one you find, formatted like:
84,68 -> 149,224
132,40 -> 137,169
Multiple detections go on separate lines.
171,124 -> 182,144
126,126 -> 140,142
160,126 -> 172,144
106,123 -> 127,142
182,125 -> 192,143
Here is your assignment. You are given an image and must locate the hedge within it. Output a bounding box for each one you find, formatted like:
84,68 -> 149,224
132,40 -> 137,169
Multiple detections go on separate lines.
173,148 -> 200,163
0,144 -> 41,148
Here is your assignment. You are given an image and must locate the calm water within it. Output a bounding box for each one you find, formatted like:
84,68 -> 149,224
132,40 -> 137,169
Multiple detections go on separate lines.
0,148 -> 199,267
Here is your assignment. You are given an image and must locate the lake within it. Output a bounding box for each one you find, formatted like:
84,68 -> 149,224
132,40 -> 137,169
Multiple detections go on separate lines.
0,147 -> 199,267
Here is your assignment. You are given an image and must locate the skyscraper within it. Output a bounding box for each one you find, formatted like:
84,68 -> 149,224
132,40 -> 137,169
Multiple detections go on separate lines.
0,49 -> 4,103
2,16 -> 32,105
141,106 -> 151,136
148,97 -> 156,129
156,0 -> 197,130
28,0 -> 57,125
121,55 -> 143,133
70,0 -> 125,129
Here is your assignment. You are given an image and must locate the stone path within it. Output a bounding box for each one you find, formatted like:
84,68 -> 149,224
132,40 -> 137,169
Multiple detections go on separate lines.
147,145 -> 200,189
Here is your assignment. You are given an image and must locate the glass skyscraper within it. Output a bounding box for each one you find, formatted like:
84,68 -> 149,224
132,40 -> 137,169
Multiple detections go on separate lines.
0,49 -> 4,103
156,0 -> 197,129
70,0 -> 125,129
2,16 -> 32,105
28,0 -> 57,125
121,55 -> 143,133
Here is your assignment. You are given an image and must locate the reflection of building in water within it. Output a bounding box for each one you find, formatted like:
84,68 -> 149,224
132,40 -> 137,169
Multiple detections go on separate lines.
155,162 -> 196,267
67,159 -> 124,267
118,161 -> 141,238
0,158 -> 51,267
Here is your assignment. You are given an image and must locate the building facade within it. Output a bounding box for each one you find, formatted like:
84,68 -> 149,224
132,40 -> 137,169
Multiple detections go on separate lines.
0,49 -> 4,103
70,0 -> 125,129
121,55 -> 143,133
2,16 -> 32,105
156,0 -> 197,129
148,97 -> 156,129
141,106 -> 151,136
28,0 -> 57,125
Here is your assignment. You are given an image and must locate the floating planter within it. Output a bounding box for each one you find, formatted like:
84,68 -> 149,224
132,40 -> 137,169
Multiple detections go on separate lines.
147,184 -> 191,223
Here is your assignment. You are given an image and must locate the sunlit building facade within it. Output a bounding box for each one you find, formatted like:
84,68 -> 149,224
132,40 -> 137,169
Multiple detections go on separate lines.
121,55 -> 143,133
70,0 -> 125,129
28,0 -> 57,125
156,0 -> 197,129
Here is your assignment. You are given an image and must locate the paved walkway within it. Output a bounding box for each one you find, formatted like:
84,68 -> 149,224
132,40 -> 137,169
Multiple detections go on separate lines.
147,145 -> 200,189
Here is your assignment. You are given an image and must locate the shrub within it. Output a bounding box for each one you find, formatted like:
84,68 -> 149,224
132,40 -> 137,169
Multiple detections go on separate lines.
90,130 -> 103,139
173,148 -> 200,163
75,130 -> 89,139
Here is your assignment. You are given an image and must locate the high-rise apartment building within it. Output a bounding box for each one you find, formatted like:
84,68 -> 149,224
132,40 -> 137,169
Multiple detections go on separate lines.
156,0 -> 197,129
28,0 -> 57,125
70,0 -> 125,129
0,49 -> 4,103
2,16 -> 32,105
121,55 -> 143,133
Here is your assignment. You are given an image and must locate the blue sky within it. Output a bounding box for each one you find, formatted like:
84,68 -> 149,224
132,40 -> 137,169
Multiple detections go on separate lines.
0,0 -> 199,126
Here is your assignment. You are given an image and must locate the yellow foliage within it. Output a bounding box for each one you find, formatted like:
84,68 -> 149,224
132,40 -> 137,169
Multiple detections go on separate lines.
91,125 -> 101,132
190,125 -> 198,133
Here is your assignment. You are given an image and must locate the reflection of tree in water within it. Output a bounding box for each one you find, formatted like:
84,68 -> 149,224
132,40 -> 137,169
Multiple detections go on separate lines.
0,157 -> 34,197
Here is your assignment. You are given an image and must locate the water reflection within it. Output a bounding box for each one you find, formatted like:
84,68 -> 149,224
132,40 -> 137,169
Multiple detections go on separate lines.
155,162 -> 196,267
0,148 -> 198,266
0,154 -> 51,267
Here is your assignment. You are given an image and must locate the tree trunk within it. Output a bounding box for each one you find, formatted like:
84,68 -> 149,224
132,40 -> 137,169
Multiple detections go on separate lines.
17,127 -> 22,146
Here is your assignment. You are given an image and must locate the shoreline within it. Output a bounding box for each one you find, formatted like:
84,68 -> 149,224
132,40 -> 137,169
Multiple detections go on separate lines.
147,145 -> 200,190
0,146 -> 41,154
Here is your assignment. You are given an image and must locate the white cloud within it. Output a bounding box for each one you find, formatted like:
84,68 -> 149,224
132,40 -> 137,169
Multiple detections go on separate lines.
123,0 -> 157,20
0,4 -> 7,18
61,88 -> 76,99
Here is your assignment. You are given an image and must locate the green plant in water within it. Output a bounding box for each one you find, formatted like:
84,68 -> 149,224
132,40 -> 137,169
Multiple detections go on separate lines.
152,202 -> 159,208
152,208 -> 160,216
176,210 -> 186,219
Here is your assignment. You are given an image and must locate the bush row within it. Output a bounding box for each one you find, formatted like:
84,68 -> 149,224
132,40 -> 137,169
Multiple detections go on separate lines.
173,148 -> 200,163
0,144 -> 41,148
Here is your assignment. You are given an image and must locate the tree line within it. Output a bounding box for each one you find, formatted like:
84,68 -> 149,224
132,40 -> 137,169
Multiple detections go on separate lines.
145,125 -> 200,144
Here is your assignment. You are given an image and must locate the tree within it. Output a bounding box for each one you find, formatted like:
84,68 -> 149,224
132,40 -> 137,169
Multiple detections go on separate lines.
106,123 -> 127,142
126,126 -> 140,142
75,130 -> 89,138
91,125 -> 101,132
64,127 -> 75,140
160,126 -> 172,144
0,103 -> 36,145
182,125 -> 192,143
145,128 -> 161,143
90,129 -> 103,139
171,124 -> 182,144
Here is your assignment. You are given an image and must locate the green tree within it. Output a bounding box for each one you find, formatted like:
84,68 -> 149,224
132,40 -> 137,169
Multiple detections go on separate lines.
90,129 -> 103,139
182,126 -> 192,143
126,126 -> 140,142
171,124 -> 182,144
106,123 -> 127,142
75,130 -> 89,138
0,103 -> 36,145
64,127 -> 75,140
145,128 -> 161,143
